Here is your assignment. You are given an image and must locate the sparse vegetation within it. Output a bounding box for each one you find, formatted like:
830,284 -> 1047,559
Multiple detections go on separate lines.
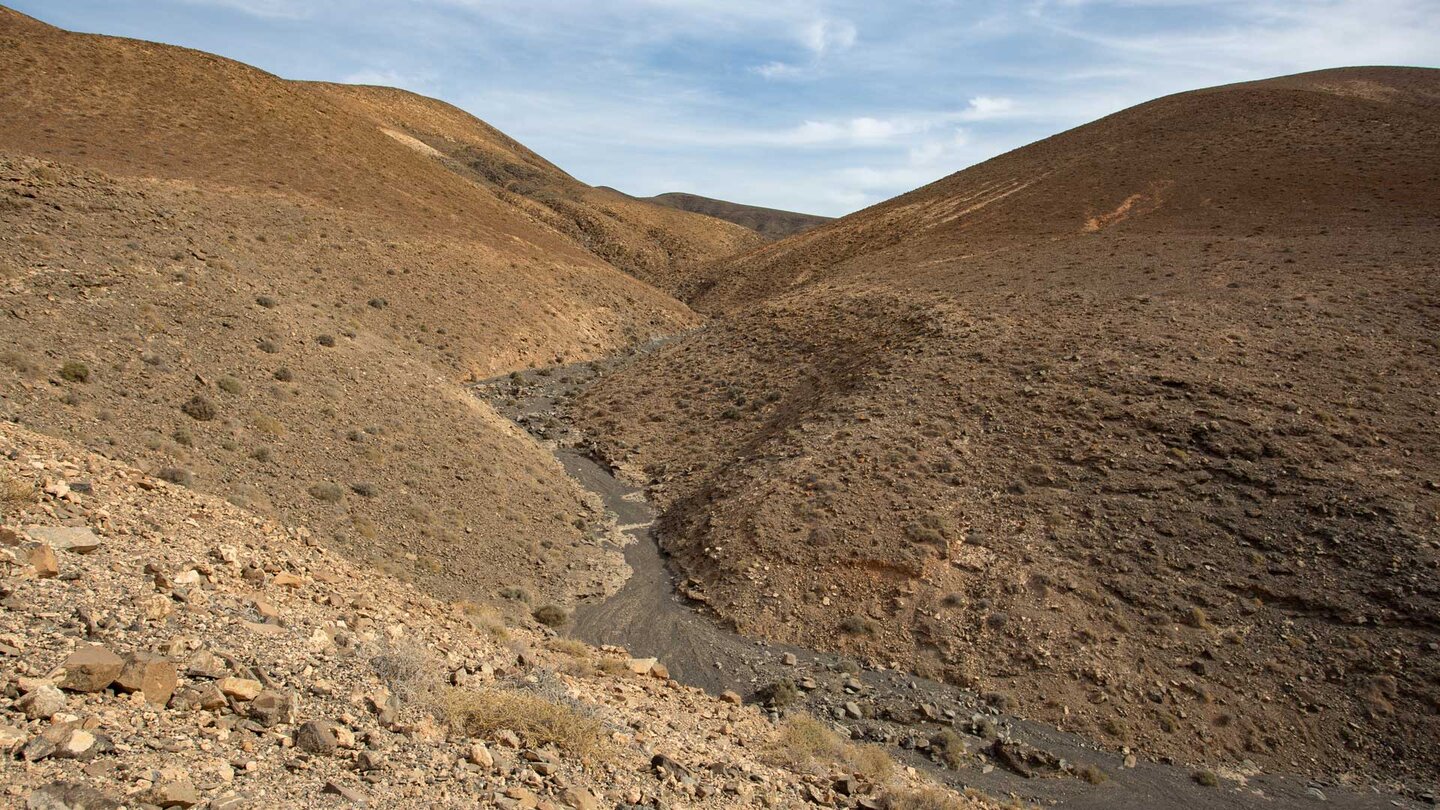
839,615 -> 878,636
272,367 -> 293,382
180,394 -> 217,421
308,482 -> 344,503
371,640 -> 441,704
929,728 -> 967,769
1076,763 -> 1108,784
442,688 -> 608,762
531,604 -> 567,627
218,376 -> 243,394
1192,769 -> 1220,787
255,294 -> 277,308
770,714 -> 844,767
350,481 -> 378,497
1,470 -> 37,513
758,678 -> 800,708
157,467 -> 195,487
59,360 -> 90,383
316,334 -> 336,347
498,586 -> 532,603
881,786 -> 971,810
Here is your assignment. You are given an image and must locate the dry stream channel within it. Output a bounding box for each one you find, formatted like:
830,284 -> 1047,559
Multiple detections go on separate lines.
475,348 -> 1425,810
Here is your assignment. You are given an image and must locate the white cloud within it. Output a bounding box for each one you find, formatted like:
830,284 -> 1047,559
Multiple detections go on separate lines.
801,17 -> 857,55
176,0 -> 312,19
752,61 -> 805,79
960,95 -> 1017,120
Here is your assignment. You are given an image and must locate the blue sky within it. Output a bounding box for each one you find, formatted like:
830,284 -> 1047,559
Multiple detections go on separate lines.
14,1 -> 1440,216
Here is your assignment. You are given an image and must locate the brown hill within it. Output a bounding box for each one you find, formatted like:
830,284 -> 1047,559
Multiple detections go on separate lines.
573,67 -> 1440,782
0,6 -> 738,616
604,190 -> 833,240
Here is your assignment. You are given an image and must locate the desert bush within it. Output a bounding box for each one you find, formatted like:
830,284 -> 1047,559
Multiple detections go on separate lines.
368,297 -> 388,309
845,744 -> 896,783
157,467 -> 195,487
308,482 -> 344,503
1076,763 -> 1108,784
272,367 -> 293,382
758,679 -> 800,708
532,604 -> 567,627
252,415 -> 284,435
441,688 -> 607,761
316,334 -> 336,347
1,471 -> 37,513
181,394 -> 217,421
255,295 -> 277,308
59,361 -> 90,383
548,638 -> 592,658
371,640 -> 442,705
350,481 -> 378,497
839,615 -> 878,636
770,714 -> 844,768
882,786 -> 970,810
257,339 -> 279,354
1192,769 -> 1220,787
498,586 -> 532,603
249,446 -> 272,462
930,728 -> 967,769
172,428 -> 194,447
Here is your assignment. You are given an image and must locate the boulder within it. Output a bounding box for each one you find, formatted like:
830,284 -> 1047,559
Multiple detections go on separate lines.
57,645 -> 123,692
28,544 -> 59,578
115,653 -> 178,707
24,781 -> 122,810
25,526 -> 102,554
218,677 -> 262,701
17,684 -> 67,719
248,690 -> 295,727
294,720 -> 339,755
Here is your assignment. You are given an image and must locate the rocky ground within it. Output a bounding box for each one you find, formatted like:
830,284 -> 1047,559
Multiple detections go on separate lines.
481,358 -> 1436,810
0,421 -> 1000,809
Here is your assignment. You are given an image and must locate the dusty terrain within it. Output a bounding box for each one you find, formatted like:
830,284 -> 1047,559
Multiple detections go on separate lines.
573,67 -> 1440,786
601,191 -> 832,241
0,422 -> 995,809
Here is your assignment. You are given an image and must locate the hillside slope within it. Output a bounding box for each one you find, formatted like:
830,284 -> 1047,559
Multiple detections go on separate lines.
0,6 -> 719,615
605,190 -> 833,240
574,67 -> 1440,782
311,84 -> 762,291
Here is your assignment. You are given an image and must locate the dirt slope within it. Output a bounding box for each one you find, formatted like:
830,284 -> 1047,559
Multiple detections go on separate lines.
574,67 -> 1440,785
312,83 -> 762,291
0,6 -> 718,616
605,190 -> 833,240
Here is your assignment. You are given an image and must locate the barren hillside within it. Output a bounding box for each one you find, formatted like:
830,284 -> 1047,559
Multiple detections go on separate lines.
604,190 -> 833,240
0,6 -> 727,615
574,67 -> 1440,782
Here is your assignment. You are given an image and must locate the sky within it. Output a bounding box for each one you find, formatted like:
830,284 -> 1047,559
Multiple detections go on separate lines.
14,1 -> 1440,216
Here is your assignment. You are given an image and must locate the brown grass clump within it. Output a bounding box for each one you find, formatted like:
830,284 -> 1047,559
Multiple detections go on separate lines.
370,640 -> 443,705
882,785 -> 972,810
59,360 -> 90,383
181,394 -> 217,421
1,470 -> 37,514
531,604 -> 567,627
442,687 -> 608,762
770,714 -> 846,768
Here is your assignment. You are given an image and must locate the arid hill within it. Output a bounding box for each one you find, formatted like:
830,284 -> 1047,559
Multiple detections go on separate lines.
0,5 -> 745,616
574,67 -> 1440,782
603,189 -> 833,240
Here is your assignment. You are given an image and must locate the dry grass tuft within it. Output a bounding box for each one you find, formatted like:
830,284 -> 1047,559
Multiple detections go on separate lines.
882,785 -> 974,810
1,470 -> 38,514
442,687 -> 609,762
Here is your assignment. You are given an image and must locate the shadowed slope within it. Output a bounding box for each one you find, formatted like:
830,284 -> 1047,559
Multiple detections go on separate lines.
606,189 -> 833,240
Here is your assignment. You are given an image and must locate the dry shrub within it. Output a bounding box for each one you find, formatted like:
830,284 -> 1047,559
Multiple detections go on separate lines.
845,743 -> 896,783
1,470 -> 37,514
442,687 -> 608,762
883,786 -> 971,810
456,600 -> 509,640
770,714 -> 845,769
548,638 -> 591,658
370,640 -> 443,705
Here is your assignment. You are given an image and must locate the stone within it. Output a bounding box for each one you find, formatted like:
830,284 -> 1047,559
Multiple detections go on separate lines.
844,701 -> 864,720
720,690 -> 743,705
23,723 -> 77,762
249,690 -> 295,727
356,750 -> 386,771
321,781 -> 367,805
295,720 -> 339,754
0,723 -> 28,754
782,652 -> 798,666
219,677 -> 263,701
18,684 -> 67,719
138,776 -> 200,808
649,662 -> 670,680
56,730 -> 98,759
24,781 -> 122,810
115,653 -> 178,707
559,787 -> 600,810
57,645 -> 124,692
187,650 -> 228,679
25,526 -> 102,554
271,572 -> 304,588
29,544 -> 59,578
626,657 -> 657,675
467,742 -> 494,768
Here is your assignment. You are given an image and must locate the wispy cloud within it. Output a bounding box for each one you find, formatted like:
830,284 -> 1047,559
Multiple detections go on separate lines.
16,0 -> 1440,216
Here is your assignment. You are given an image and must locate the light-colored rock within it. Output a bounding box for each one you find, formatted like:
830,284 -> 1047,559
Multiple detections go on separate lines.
25,526 -> 102,554
467,742 -> 494,768
218,677 -> 262,701
626,657 -> 657,675
28,544 -> 59,578
17,685 -> 67,719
